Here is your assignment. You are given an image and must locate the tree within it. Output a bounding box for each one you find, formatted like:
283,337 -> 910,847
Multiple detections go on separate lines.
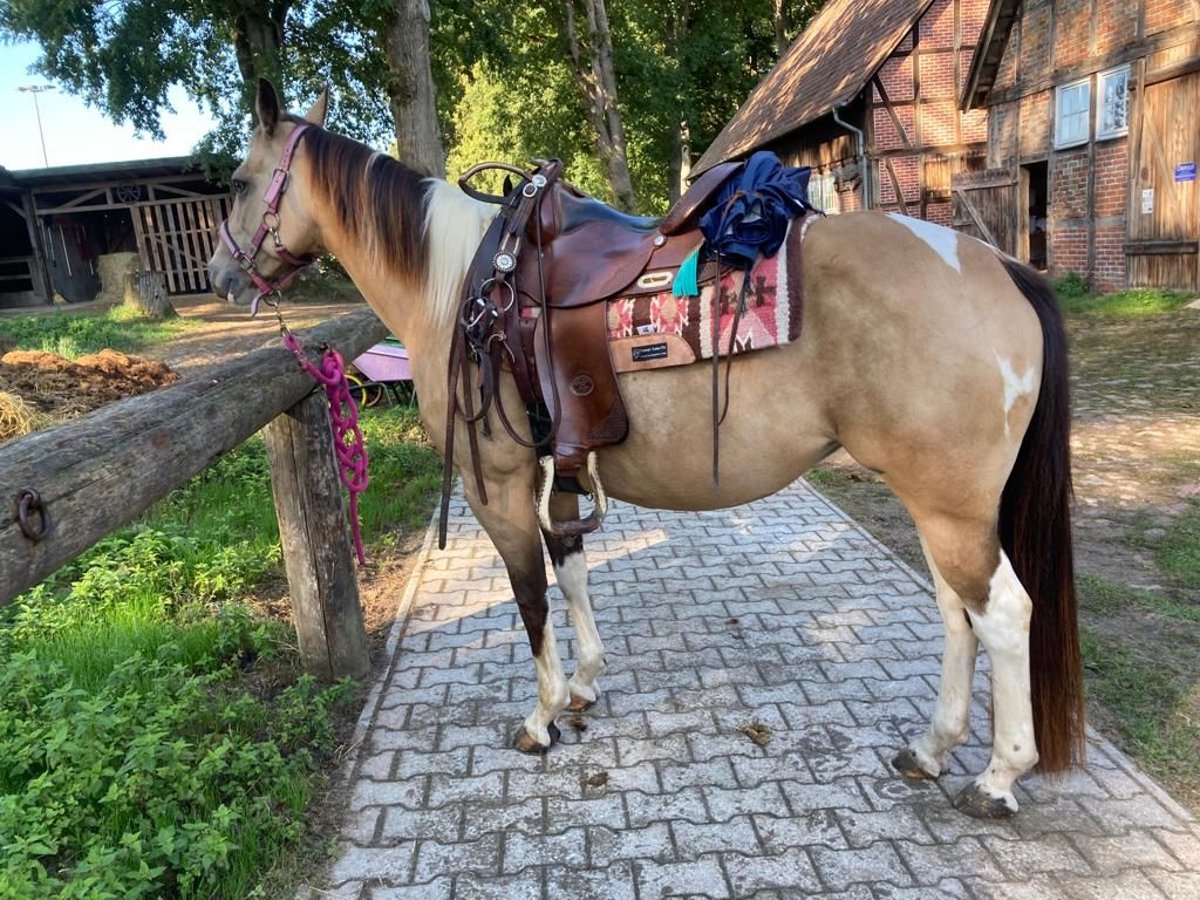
548,0 -> 637,211
380,0 -> 444,174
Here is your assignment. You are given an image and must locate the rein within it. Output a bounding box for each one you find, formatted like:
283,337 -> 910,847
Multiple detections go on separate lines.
437,160 -> 565,549
219,123 -> 315,316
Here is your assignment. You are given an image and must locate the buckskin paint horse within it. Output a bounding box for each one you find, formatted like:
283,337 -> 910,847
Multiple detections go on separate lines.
208,82 -> 1084,818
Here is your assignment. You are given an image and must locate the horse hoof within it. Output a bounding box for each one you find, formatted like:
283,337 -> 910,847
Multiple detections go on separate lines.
892,748 -> 938,781
513,721 -> 561,754
953,783 -> 1018,819
568,692 -> 596,712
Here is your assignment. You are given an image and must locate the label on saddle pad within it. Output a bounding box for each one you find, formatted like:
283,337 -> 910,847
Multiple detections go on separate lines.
606,218 -> 804,374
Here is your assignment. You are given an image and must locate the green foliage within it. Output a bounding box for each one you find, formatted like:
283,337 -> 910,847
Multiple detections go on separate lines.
0,404 -> 438,895
0,308 -> 191,359
1053,272 -> 1090,301
0,649 -> 351,898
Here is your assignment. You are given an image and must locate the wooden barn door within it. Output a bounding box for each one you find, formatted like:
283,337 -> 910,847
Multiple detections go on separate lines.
950,168 -> 1019,256
1127,70 -> 1200,290
132,196 -> 230,294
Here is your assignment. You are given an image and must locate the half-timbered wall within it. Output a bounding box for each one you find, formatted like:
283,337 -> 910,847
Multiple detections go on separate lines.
870,0 -> 991,224
768,0 -> 992,222
980,0 -> 1199,290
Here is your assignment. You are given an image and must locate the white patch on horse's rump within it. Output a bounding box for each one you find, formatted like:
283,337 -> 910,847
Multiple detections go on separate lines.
994,352 -> 1037,438
887,213 -> 961,274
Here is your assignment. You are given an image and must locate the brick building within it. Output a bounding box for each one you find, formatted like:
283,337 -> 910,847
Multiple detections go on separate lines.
960,0 -> 1199,290
693,0 -> 992,225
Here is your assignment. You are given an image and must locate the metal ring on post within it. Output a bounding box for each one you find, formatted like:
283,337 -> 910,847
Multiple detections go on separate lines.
16,488 -> 51,542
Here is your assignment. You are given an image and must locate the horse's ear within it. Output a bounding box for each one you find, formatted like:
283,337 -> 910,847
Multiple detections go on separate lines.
303,86 -> 329,127
255,78 -> 281,136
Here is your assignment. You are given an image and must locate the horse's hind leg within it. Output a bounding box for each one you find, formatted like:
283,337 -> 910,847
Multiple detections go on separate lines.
543,493 -> 606,711
897,502 -> 1038,817
465,478 -> 570,753
893,536 -> 978,780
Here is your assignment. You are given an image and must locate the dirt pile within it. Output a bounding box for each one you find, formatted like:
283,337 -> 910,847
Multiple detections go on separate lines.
0,349 -> 179,439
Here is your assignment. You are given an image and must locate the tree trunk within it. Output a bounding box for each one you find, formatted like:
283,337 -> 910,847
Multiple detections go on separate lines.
231,3 -> 290,116
773,0 -> 791,55
559,0 -> 637,212
382,0 -> 446,177
123,271 -> 175,319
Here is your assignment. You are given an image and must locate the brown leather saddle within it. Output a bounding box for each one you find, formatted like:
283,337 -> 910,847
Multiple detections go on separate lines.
439,160 -> 743,546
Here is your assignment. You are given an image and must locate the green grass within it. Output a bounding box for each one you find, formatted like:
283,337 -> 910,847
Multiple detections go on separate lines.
1053,276 -> 1195,317
1078,572 -> 1200,624
1081,629 -> 1200,805
1159,506 -> 1200,593
0,404 -> 440,897
0,306 -> 192,359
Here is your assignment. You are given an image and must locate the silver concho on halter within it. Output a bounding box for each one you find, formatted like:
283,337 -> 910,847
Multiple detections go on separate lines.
493,250 -> 517,273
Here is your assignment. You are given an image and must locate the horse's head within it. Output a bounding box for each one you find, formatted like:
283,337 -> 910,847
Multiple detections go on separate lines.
208,79 -> 328,308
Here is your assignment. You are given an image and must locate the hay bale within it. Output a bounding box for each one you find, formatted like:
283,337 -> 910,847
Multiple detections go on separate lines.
0,391 -> 51,442
96,252 -> 141,306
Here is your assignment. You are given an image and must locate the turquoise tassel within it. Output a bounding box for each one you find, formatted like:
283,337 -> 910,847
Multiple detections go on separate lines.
672,248 -> 701,297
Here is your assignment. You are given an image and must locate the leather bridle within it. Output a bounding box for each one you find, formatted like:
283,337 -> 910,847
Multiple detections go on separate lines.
218,122 -> 314,313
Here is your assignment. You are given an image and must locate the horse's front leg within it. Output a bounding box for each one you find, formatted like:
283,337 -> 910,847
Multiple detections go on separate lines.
543,493 -> 606,712
465,475 -> 570,753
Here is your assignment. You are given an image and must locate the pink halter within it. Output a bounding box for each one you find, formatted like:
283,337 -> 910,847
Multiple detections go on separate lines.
219,122 -> 314,314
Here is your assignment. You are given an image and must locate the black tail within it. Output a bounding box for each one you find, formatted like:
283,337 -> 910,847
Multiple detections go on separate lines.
997,258 -> 1085,772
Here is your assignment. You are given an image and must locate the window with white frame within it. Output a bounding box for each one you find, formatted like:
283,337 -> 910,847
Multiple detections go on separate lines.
1097,65 -> 1131,140
1055,78 -> 1091,148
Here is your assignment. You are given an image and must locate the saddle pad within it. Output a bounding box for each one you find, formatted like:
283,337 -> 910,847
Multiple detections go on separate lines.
606,217 -> 806,373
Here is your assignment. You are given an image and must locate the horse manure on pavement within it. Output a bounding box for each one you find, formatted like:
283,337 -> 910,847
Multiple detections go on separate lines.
738,720 -> 772,748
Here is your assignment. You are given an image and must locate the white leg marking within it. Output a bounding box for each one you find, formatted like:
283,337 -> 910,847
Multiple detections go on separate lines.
554,550 -> 606,704
907,543 -> 978,776
994,352 -> 1037,439
522,617 -> 570,746
966,552 -> 1038,812
887,212 -> 961,273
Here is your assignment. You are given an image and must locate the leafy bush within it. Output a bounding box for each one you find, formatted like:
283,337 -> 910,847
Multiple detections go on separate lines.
0,649 -> 351,898
1053,271 -> 1090,301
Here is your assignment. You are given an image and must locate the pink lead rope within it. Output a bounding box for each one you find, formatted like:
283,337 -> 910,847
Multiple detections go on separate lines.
282,329 -> 369,565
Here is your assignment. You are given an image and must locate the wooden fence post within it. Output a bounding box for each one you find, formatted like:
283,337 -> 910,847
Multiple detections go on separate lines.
264,390 -> 369,680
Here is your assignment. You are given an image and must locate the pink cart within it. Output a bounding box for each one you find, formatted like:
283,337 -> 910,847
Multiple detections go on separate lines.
350,338 -> 415,406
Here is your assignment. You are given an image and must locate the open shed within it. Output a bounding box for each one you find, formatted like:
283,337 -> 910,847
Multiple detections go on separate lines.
0,158 -> 229,310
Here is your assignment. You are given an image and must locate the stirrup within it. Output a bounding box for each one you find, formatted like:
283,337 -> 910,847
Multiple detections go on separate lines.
537,452 -> 608,537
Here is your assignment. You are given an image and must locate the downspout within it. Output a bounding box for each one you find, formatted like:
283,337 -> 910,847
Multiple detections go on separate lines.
832,102 -> 870,210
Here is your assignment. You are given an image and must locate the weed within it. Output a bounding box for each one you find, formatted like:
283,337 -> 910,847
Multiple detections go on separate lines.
1077,573 -> 1200,623
1054,271 -> 1090,301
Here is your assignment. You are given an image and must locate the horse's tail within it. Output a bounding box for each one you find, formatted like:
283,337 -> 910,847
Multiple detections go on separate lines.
997,257 -> 1085,773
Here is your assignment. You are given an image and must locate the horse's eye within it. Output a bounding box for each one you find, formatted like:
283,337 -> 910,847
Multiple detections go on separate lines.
231,178 -> 249,197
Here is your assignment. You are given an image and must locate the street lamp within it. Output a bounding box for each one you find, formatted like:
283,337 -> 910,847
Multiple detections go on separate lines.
18,84 -> 55,167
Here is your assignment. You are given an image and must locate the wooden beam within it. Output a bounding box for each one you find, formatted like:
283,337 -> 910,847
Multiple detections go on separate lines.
885,159 -> 911,215
872,76 -> 914,150
20,191 -> 51,304
0,307 -> 388,606
265,391 -> 370,680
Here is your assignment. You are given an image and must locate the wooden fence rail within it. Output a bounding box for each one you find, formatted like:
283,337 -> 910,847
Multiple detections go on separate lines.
0,305 -> 388,678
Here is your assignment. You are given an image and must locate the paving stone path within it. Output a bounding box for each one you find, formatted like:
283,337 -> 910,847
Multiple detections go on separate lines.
312,481 -> 1200,899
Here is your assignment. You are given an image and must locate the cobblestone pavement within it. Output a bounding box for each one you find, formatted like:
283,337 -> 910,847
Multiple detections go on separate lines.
311,481 -> 1200,899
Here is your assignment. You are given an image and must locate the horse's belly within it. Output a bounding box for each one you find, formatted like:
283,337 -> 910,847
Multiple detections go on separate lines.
597,347 -> 836,511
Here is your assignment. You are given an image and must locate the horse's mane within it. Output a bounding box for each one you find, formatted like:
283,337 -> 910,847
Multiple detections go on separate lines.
294,116 -> 495,325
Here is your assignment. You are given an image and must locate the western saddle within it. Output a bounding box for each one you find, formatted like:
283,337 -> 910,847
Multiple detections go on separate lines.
440,159 -> 743,547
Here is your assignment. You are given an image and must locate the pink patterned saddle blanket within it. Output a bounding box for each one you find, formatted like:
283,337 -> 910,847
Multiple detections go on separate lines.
605,217 -> 807,373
